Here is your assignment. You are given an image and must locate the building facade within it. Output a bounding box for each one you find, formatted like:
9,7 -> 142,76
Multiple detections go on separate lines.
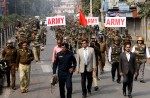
102,0 -> 150,41
53,0 -> 76,15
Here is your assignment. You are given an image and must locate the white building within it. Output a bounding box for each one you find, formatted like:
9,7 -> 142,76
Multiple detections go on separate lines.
53,0 -> 76,15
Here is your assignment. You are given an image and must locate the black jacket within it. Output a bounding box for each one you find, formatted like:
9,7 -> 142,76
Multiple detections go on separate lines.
119,52 -> 137,74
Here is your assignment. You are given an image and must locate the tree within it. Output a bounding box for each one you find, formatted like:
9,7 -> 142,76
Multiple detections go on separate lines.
82,0 -> 101,16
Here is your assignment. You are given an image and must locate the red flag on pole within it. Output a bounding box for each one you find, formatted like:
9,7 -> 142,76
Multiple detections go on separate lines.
78,10 -> 87,26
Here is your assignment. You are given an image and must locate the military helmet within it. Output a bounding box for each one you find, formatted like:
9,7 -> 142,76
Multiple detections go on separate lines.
64,37 -> 67,40
91,35 -> 96,39
79,30 -> 82,34
20,32 -> 25,35
7,40 -> 13,44
33,27 -> 37,31
114,36 -> 120,41
82,30 -> 86,34
137,36 -> 144,41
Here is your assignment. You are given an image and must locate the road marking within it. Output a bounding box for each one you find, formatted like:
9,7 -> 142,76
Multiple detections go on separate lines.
41,64 -> 52,72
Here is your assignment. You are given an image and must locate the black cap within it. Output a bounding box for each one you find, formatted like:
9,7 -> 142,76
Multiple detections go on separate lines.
61,42 -> 69,48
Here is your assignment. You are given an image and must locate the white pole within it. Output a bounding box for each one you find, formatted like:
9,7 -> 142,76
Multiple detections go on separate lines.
90,0 -> 92,16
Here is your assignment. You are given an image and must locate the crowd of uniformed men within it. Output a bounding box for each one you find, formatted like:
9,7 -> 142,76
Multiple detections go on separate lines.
0,16 -> 150,98
0,17 -> 47,93
51,18 -> 150,98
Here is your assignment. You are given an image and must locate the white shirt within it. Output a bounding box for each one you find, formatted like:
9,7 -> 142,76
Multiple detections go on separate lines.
84,47 -> 88,65
132,45 -> 150,58
125,52 -> 130,62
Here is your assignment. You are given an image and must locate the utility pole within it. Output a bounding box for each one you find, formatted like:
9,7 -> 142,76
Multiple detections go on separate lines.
90,0 -> 92,16
4,0 -> 7,16
14,0 -> 17,14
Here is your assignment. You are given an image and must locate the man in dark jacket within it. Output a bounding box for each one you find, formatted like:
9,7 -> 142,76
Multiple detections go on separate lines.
119,43 -> 137,98
53,43 -> 76,98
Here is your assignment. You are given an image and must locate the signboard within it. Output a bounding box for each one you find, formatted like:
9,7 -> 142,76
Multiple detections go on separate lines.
86,17 -> 99,25
105,17 -> 126,27
118,2 -> 129,11
46,16 -> 66,26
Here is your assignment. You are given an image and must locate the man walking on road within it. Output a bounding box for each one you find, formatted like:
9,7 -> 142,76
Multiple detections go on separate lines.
53,43 -> 76,98
16,41 -> 34,93
52,39 -> 62,65
119,43 -> 137,98
77,39 -> 96,98
108,36 -> 122,83
2,40 -> 17,90
132,37 -> 150,83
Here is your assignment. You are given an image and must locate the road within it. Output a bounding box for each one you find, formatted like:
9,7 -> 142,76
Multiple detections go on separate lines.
0,28 -> 150,98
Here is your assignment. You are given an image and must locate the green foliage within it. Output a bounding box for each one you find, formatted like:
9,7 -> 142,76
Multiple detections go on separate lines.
82,0 -> 101,16
1,14 -> 21,28
136,1 -> 150,18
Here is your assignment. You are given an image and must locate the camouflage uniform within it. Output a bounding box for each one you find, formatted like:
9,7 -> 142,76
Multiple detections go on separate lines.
108,36 -> 122,83
122,29 -> 132,45
32,34 -> 41,62
132,37 -> 150,82
40,26 -> 47,45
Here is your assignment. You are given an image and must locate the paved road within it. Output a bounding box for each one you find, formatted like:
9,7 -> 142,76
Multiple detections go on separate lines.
0,29 -> 150,98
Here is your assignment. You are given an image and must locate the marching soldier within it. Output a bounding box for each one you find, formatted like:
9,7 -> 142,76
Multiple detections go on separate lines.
98,37 -> 107,74
89,36 -> 101,91
63,37 -> 73,51
2,40 -> 17,90
77,30 -> 82,49
132,37 -> 150,83
40,24 -> 47,45
32,33 -> 41,62
122,29 -> 132,45
108,36 -> 122,83
15,29 -> 27,49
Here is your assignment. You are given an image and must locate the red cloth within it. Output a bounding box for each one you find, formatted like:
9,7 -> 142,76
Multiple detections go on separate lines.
78,10 -> 87,26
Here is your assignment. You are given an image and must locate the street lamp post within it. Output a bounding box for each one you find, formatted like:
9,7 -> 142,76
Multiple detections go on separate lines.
90,0 -> 92,16
14,0 -> 17,14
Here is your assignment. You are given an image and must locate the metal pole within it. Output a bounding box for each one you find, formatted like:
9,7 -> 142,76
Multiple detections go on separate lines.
14,0 -> 17,14
0,31 -> 2,50
90,0 -> 92,16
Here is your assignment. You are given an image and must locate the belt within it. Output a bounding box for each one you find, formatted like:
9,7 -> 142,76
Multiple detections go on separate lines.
19,62 -> 29,65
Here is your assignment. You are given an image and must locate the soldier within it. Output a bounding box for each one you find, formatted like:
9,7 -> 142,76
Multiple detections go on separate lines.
16,41 -> 34,93
40,24 -> 47,45
132,37 -> 150,83
2,40 -> 17,90
90,36 -> 101,80
32,33 -> 41,62
63,37 -> 72,51
77,30 -> 83,49
15,29 -> 27,49
108,36 -> 122,83
98,37 -> 107,74
122,29 -> 132,45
